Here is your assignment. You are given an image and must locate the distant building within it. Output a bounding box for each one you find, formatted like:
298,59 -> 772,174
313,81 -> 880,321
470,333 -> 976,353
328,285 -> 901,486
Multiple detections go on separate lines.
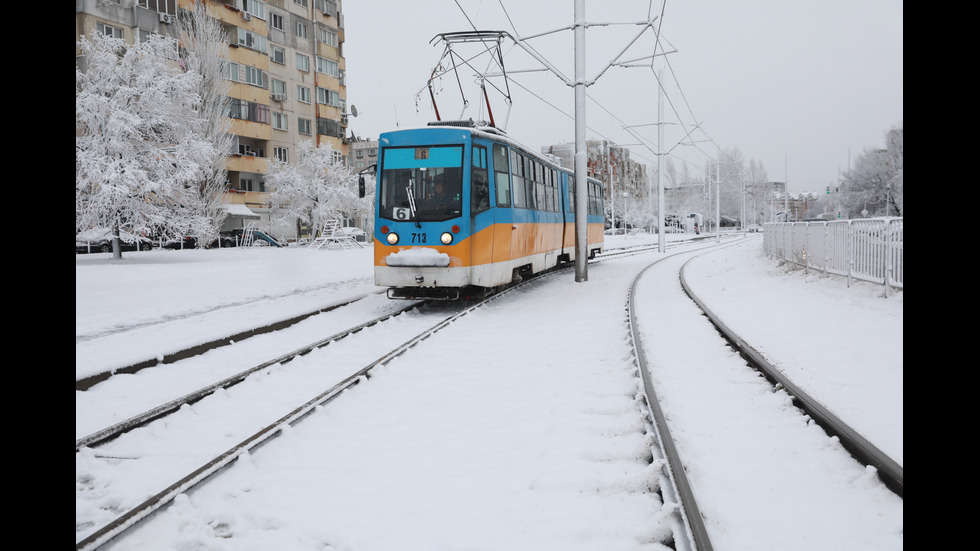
351,139 -> 378,171
541,140 -> 649,229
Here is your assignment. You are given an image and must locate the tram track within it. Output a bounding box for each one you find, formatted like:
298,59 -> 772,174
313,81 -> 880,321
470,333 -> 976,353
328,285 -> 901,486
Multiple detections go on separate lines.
624,238 -> 901,549
75,241 -> 716,550
76,293 -> 499,550
76,236 -> 901,549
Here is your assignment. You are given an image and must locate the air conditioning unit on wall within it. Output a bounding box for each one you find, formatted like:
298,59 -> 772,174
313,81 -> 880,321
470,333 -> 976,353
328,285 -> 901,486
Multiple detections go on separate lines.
271,93 -> 285,102
159,13 -> 176,24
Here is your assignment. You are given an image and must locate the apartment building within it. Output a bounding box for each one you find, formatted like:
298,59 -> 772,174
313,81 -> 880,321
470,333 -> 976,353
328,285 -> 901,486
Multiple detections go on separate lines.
75,0 -> 349,239
541,140 -> 649,230
350,138 -> 377,171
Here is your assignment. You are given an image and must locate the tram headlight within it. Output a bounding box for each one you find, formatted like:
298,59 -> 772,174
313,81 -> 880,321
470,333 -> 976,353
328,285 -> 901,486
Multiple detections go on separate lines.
440,232 -> 453,245
386,232 -> 399,245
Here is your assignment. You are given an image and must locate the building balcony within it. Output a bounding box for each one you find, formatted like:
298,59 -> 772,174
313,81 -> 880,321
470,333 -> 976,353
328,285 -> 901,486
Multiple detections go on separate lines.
226,154 -> 269,174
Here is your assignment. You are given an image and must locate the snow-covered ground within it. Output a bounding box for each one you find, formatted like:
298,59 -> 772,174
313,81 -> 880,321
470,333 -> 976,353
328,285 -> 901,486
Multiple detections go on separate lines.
76,233 -> 903,549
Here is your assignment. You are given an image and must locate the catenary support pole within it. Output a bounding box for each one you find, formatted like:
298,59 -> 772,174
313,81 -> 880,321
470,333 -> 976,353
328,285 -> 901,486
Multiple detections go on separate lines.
574,0 -> 588,282
657,69 -> 665,252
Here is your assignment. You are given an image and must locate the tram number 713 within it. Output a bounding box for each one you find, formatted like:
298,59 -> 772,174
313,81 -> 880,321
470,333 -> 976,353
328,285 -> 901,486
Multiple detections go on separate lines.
411,233 -> 427,244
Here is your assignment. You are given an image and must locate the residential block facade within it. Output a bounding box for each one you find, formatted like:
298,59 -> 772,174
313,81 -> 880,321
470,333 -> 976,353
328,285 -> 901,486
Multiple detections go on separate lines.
75,0 -> 349,239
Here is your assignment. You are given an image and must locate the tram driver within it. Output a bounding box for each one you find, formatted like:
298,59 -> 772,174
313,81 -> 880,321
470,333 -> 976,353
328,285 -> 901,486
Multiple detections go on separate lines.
430,173 -> 461,211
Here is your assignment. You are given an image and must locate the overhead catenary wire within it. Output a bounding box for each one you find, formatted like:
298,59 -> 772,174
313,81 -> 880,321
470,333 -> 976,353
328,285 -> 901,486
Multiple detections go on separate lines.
444,0 -> 727,175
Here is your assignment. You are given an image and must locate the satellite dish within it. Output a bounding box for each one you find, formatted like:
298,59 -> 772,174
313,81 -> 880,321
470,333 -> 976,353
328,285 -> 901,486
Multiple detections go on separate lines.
350,105 -> 358,117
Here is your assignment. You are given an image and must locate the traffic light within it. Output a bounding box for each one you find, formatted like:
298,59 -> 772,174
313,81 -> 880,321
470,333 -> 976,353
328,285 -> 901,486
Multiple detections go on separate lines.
826,185 -> 830,194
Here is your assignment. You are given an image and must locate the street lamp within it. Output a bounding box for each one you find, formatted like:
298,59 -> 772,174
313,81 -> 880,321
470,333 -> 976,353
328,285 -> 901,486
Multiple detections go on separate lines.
623,191 -> 628,234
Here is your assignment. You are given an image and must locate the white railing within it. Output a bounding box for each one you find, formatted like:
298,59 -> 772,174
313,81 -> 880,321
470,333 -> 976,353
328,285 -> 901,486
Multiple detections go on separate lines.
762,217 -> 903,296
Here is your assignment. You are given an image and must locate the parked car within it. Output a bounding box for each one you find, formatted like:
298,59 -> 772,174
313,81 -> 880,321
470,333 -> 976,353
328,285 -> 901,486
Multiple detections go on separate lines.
225,228 -> 286,247
336,226 -> 367,242
76,229 -> 153,254
746,224 -> 763,233
162,232 -> 239,250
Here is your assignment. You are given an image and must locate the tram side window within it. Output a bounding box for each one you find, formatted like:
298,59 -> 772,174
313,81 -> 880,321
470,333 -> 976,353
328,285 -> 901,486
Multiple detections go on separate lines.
534,163 -> 550,212
525,157 -> 537,210
589,181 -> 602,215
493,144 -> 511,207
511,150 -> 527,208
568,174 -> 575,213
472,145 -> 490,214
546,168 -> 556,212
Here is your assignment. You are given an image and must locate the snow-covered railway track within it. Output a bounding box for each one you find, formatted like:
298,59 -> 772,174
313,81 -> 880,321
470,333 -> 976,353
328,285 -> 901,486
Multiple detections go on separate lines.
75,300 -> 423,450
76,287 -> 384,391
75,294 -> 501,550
677,253 -> 904,498
627,242 -> 902,549
75,236 -> 900,550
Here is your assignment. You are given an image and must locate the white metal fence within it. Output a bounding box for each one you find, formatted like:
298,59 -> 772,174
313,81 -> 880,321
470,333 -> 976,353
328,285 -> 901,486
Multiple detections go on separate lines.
762,217 -> 903,296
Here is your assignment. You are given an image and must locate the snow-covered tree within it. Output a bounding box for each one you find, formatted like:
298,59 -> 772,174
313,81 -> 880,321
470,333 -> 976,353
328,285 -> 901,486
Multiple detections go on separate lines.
76,31 -> 215,259
266,141 -> 360,237
839,124 -> 903,218
884,124 -> 903,216
175,1 -> 234,247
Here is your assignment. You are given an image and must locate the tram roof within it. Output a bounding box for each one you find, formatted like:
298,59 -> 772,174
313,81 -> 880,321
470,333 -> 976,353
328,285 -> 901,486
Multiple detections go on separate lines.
379,121 -> 570,172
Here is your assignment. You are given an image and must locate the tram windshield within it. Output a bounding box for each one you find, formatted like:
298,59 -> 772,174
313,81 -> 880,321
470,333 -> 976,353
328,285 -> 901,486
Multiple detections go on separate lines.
379,145 -> 464,223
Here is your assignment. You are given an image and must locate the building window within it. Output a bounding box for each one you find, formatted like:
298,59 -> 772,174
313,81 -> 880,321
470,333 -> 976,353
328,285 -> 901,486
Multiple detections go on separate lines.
227,98 -> 270,124
137,28 -> 152,43
225,62 -> 271,89
316,87 -> 341,107
294,0 -> 308,6
270,12 -> 284,31
298,118 -> 312,135
242,0 -> 266,20
238,143 -> 263,157
237,28 -> 268,53
223,61 -> 239,82
270,45 -> 285,65
317,25 -> 338,47
316,117 -> 341,138
295,53 -> 310,72
316,56 -> 339,77
139,0 -> 176,15
316,0 -> 338,17
97,22 -> 123,38
244,65 -> 268,88
297,85 -> 311,103
274,147 -> 288,162
295,22 -> 308,39
272,112 -> 287,130
271,79 -> 286,96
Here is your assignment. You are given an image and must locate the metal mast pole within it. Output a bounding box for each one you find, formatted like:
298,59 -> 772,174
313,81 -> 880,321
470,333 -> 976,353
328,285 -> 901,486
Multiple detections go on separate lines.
574,0 -> 588,282
715,162 -> 721,243
657,69 -> 665,252
606,141 -> 613,235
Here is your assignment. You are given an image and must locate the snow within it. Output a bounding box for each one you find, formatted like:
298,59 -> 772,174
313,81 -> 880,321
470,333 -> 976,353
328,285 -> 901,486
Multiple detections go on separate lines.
384,246 -> 451,267
76,233 -> 902,549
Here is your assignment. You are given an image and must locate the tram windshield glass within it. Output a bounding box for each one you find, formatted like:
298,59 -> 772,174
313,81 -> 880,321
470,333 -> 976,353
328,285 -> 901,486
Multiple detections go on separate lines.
379,145 -> 464,222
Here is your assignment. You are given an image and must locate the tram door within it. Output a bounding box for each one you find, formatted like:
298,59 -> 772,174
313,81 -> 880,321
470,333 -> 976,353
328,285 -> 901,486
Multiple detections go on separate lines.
491,143 -> 512,266
470,144 -> 494,269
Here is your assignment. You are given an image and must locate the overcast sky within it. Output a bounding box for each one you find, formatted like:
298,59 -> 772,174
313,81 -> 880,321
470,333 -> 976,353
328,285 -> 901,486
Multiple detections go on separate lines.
342,0 -> 903,192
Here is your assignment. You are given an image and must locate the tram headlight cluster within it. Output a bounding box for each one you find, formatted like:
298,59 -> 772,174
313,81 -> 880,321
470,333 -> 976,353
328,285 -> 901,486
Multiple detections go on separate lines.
381,225 -> 459,246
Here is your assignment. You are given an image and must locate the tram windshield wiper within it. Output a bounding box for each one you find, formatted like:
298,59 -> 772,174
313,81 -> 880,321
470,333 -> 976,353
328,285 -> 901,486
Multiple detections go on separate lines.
407,177 -> 421,228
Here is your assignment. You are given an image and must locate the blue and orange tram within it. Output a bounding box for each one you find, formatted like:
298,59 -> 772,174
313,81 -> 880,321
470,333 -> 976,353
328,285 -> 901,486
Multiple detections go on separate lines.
362,120 -> 605,300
